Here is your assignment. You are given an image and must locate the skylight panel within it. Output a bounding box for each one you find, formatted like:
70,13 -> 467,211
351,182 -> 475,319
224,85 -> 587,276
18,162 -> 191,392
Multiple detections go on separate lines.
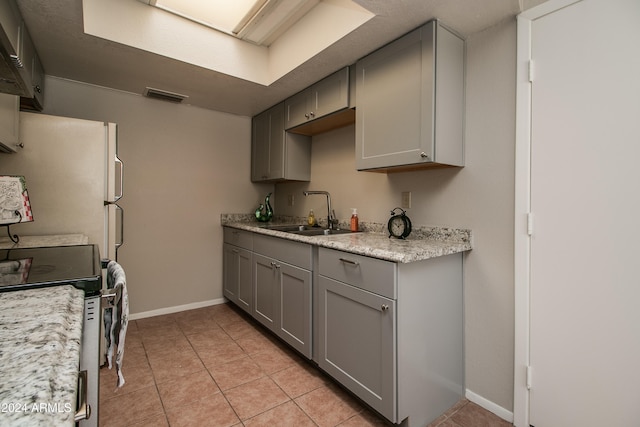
144,0 -> 318,46
150,0 -> 262,35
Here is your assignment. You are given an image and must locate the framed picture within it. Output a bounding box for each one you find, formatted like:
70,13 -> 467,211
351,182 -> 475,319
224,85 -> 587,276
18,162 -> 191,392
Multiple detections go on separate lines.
0,176 -> 34,225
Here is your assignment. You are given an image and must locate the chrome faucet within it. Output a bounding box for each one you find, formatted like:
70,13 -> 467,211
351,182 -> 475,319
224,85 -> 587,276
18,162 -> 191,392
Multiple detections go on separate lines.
303,190 -> 337,230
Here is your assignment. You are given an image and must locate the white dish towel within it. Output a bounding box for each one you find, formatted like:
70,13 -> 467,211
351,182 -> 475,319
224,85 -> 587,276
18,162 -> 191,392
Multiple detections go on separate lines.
104,260 -> 129,388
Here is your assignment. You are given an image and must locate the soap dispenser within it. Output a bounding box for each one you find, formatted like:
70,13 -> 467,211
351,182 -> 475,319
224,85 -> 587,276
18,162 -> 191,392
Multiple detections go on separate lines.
350,208 -> 359,232
307,210 -> 316,226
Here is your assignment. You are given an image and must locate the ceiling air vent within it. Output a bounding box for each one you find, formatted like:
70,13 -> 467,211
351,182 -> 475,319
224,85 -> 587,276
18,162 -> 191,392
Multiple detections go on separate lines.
143,87 -> 189,103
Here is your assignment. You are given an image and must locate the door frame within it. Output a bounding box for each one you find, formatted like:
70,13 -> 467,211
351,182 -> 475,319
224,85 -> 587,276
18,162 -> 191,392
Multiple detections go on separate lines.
512,1 -> 582,426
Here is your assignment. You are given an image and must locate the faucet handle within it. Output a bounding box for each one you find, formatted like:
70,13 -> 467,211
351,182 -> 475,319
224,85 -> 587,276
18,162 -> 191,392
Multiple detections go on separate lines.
329,210 -> 339,228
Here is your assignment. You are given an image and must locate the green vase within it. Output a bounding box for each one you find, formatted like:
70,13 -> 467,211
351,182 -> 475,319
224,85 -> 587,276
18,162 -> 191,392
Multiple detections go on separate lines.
255,193 -> 273,222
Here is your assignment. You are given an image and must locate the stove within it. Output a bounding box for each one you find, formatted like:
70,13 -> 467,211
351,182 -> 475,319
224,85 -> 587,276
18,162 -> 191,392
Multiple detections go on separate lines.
0,244 -> 102,295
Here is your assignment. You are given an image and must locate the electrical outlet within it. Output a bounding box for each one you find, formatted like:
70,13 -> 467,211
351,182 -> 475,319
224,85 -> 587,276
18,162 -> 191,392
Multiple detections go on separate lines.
401,191 -> 411,209
287,194 -> 294,207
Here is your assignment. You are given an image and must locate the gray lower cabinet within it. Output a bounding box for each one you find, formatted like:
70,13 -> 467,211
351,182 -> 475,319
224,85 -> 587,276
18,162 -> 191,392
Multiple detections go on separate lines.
253,253 -> 279,329
222,228 -> 253,314
317,247 -> 464,426
252,234 -> 313,358
318,274 -> 396,419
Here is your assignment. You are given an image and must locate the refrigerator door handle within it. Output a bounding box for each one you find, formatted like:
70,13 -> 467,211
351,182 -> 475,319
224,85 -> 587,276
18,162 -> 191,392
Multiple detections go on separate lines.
115,203 -> 124,255
114,154 -> 124,202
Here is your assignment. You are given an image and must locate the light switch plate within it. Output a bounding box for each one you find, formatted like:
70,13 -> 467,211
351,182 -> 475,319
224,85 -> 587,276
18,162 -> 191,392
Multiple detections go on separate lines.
401,191 -> 411,209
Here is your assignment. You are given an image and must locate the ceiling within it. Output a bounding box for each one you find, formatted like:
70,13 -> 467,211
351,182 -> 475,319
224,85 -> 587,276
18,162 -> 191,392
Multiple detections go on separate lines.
15,0 -> 546,117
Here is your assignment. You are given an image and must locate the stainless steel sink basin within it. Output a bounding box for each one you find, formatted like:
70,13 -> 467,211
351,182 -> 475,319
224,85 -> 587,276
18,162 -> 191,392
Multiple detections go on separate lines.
289,228 -> 356,236
263,224 -> 308,232
262,224 -> 357,236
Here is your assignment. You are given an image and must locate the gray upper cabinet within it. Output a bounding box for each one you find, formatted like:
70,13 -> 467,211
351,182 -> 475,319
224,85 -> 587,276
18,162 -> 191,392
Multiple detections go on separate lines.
18,27 -> 45,110
355,20 -> 464,172
0,93 -> 20,152
251,102 -> 311,182
0,1 -> 20,55
0,1 -> 21,152
0,0 -> 45,107
285,67 -> 350,130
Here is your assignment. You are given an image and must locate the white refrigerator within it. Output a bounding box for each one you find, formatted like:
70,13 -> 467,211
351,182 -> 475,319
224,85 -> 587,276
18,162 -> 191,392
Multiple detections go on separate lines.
0,111 -> 123,260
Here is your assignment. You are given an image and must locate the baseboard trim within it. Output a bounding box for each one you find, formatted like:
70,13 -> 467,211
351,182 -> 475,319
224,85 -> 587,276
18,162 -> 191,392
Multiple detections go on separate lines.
465,389 -> 514,423
129,298 -> 227,320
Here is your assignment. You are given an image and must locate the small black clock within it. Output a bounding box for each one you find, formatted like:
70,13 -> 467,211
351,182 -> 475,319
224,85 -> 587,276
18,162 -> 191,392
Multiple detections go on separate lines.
387,207 -> 412,239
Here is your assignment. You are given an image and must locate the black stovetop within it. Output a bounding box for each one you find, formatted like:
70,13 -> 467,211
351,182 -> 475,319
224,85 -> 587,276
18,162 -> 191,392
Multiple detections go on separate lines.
0,244 -> 102,296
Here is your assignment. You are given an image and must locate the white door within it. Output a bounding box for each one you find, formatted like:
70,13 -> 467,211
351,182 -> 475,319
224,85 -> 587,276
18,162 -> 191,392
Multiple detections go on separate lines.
516,0 -> 640,425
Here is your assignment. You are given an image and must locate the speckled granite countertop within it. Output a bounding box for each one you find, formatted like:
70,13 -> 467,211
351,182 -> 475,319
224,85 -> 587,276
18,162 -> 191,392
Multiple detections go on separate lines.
0,234 -> 89,250
221,214 -> 472,263
0,285 -> 84,427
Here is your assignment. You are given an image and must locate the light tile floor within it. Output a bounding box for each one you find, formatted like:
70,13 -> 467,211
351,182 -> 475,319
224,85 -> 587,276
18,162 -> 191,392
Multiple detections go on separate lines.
99,303 -> 512,427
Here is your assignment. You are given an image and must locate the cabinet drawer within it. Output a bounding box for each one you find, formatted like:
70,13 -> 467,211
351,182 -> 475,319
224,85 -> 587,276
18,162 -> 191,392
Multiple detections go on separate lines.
223,227 -> 253,250
318,248 -> 396,299
253,234 -> 312,270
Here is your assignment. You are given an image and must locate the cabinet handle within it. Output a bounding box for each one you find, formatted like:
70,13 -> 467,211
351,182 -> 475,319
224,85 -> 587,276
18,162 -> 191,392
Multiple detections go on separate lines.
270,261 -> 281,269
309,111 -> 315,118
231,249 -> 239,254
74,370 -> 91,422
304,113 -> 310,119
339,258 -> 359,266
9,54 -> 24,69
420,152 -> 430,159
381,304 -> 389,311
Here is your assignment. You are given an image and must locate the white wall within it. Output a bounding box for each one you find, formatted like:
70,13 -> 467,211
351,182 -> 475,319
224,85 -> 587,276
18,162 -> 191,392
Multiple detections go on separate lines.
41,76 -> 273,315
274,18 -> 517,413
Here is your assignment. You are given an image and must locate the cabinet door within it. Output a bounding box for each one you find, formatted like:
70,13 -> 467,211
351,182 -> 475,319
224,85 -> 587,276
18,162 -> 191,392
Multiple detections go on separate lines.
0,94 -> 19,151
355,24 -> 434,170
18,24 -> 45,109
253,253 -> 279,330
251,103 -> 285,181
0,1 -> 20,54
236,247 -> 253,313
318,275 -> 396,422
251,109 -> 270,181
278,263 -> 312,358
223,244 -> 253,314
313,67 -> 349,119
223,243 -> 239,301
267,104 -> 285,179
284,88 -> 311,129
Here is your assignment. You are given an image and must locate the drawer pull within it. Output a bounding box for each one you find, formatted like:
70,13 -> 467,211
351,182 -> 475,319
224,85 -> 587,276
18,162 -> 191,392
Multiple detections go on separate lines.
339,258 -> 359,266
270,261 -> 281,269
381,304 -> 389,311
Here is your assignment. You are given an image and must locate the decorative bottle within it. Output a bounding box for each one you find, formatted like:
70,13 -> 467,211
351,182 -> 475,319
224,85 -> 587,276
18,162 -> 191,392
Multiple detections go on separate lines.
307,210 -> 315,226
350,208 -> 358,232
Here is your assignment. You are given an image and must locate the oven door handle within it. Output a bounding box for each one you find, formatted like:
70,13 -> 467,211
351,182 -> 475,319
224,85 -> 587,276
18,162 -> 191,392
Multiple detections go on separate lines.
74,370 -> 91,422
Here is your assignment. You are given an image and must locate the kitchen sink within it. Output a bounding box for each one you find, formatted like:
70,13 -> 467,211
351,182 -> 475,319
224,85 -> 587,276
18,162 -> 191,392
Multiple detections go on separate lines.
262,224 -> 309,232
289,228 -> 356,236
262,224 -> 357,236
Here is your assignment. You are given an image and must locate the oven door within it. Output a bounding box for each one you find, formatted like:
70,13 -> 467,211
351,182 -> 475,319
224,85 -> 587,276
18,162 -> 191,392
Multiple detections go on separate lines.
78,295 -> 100,427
